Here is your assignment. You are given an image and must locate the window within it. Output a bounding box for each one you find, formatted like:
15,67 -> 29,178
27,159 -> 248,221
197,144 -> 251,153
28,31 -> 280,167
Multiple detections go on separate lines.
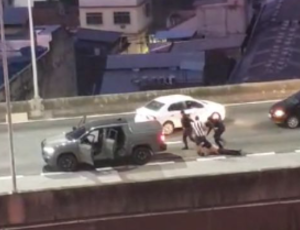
145,100 -> 165,111
144,3 -> 151,17
185,101 -> 204,109
168,102 -> 185,111
113,12 -> 131,24
86,13 -> 103,25
106,128 -> 118,140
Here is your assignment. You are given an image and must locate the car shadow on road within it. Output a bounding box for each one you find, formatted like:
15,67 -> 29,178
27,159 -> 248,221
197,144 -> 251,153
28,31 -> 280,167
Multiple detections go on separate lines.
42,152 -> 185,176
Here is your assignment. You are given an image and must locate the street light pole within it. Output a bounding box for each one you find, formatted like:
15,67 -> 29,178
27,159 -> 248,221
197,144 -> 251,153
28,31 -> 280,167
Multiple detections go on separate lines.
27,0 -> 39,99
0,0 -> 17,193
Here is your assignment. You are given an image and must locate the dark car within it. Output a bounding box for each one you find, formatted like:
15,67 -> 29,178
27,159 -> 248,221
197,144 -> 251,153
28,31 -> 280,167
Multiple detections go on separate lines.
269,91 -> 300,128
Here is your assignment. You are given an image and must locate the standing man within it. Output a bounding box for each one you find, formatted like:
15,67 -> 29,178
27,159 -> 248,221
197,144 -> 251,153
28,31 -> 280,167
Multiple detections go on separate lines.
181,110 -> 194,150
206,113 -> 226,149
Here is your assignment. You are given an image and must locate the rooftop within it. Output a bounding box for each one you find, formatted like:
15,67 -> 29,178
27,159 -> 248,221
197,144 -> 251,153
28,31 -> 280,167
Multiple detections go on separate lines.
76,28 -> 122,43
229,0 -> 300,83
106,52 -> 205,70
150,34 -> 246,53
79,0 -> 146,7
155,29 -> 196,40
85,118 -> 128,129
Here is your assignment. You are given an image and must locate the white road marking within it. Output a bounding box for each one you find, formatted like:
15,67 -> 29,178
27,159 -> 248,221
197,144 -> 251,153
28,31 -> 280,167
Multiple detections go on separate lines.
40,172 -> 72,176
147,161 -> 175,166
166,141 -> 182,145
225,99 -> 279,107
247,152 -> 276,157
0,99 -> 280,125
197,156 -> 227,161
96,167 -> 113,171
0,175 -> 24,180
0,112 -> 135,125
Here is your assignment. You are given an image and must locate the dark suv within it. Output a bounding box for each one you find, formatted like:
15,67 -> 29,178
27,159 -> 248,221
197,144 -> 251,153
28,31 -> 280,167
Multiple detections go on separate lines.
269,91 -> 300,128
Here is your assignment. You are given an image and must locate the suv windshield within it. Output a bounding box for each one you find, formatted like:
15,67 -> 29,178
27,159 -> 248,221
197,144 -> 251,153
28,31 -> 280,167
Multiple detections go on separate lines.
66,126 -> 86,140
145,100 -> 165,111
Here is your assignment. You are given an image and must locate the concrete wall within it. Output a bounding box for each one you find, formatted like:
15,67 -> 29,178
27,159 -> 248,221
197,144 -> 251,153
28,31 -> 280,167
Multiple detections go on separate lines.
39,27 -> 77,99
0,79 -> 299,122
2,167 -> 300,229
196,0 -> 251,37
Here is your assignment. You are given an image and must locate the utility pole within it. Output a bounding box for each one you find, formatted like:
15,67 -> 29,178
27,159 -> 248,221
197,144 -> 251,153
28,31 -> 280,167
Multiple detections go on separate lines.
27,0 -> 39,99
0,0 -> 17,193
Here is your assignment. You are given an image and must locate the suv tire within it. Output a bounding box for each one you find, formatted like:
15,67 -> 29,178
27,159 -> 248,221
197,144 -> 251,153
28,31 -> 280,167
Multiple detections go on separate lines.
132,147 -> 152,165
57,153 -> 78,172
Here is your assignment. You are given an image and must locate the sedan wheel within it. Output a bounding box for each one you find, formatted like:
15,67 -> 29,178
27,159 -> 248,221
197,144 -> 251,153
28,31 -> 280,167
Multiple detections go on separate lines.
163,122 -> 174,135
287,116 -> 299,129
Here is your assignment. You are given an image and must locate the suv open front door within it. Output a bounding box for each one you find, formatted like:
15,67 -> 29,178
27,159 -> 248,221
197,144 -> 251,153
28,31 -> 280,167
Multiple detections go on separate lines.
78,133 -> 95,166
103,128 -> 118,160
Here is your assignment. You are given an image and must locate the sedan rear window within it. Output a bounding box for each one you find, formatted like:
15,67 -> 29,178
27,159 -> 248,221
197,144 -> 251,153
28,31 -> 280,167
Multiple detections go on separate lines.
145,100 -> 165,111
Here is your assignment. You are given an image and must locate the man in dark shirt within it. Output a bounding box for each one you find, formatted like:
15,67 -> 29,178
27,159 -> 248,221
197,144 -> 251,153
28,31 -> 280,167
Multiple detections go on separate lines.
181,110 -> 195,150
206,113 -> 226,149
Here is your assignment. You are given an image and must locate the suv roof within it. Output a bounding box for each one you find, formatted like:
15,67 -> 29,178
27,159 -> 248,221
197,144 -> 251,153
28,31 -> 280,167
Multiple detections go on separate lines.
84,118 -> 128,130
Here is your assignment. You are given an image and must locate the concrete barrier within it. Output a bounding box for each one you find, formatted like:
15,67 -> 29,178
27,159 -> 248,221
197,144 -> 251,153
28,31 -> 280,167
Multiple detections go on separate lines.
12,202 -> 300,230
0,79 -> 300,121
2,166 -> 300,229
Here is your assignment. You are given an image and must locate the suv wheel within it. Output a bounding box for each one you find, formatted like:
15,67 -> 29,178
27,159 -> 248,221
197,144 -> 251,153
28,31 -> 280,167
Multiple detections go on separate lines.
286,116 -> 299,129
163,121 -> 174,135
132,147 -> 152,165
57,153 -> 78,172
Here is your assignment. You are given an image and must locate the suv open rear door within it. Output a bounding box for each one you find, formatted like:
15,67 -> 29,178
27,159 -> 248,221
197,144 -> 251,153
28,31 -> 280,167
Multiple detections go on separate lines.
103,128 -> 118,160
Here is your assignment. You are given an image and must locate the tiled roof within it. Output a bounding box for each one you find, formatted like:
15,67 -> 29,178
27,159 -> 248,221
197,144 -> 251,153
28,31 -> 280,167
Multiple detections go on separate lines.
229,0 -> 300,83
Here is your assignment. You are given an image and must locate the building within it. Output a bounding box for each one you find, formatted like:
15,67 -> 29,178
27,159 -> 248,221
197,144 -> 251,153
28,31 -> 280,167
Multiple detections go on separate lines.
194,0 -> 253,38
147,0 -> 256,85
97,52 -> 205,95
78,0 -> 153,54
74,28 -> 129,95
0,7 -> 77,101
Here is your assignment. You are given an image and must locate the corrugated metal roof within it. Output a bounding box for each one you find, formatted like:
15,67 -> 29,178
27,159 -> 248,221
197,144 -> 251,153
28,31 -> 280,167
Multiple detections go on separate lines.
76,28 -> 122,43
170,34 -> 246,52
4,7 -> 28,26
155,29 -> 196,40
106,53 -> 205,70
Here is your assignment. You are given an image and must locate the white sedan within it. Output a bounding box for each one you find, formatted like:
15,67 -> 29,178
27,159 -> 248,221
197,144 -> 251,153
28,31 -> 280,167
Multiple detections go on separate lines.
134,94 -> 226,135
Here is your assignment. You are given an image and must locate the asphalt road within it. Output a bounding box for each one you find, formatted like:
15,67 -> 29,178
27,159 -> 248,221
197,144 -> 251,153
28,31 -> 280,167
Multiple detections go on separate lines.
0,101 -> 299,177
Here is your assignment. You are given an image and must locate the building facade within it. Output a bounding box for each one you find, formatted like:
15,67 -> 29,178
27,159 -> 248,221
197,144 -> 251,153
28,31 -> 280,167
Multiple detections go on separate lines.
194,0 -> 253,38
79,0 -> 153,54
